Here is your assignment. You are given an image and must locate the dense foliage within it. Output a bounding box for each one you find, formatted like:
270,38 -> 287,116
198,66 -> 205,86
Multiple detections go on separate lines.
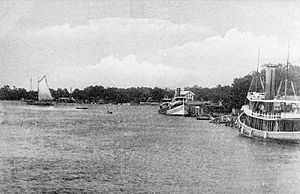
1,64 -> 300,109
0,85 -> 174,104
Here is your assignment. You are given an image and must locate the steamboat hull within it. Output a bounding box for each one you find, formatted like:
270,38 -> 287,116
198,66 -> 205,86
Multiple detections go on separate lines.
237,113 -> 300,142
166,105 -> 189,116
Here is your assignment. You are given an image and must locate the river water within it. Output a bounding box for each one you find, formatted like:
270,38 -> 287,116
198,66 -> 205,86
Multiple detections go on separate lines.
0,101 -> 300,193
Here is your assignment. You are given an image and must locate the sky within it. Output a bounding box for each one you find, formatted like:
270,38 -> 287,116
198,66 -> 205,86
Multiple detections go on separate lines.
1,0 -> 300,90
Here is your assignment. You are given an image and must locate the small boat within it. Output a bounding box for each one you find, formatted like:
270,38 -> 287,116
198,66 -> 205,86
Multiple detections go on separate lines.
26,75 -> 54,106
208,114 -> 230,124
196,114 -> 210,120
106,111 -> 113,114
76,106 -> 88,109
158,98 -> 172,114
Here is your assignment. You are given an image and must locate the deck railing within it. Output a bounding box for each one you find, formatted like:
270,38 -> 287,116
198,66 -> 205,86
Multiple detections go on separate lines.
244,107 -> 300,119
244,107 -> 281,119
251,111 -> 281,119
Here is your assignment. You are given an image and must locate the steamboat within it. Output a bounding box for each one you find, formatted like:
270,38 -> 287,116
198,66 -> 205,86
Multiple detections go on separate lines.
158,88 -> 194,116
238,62 -> 300,142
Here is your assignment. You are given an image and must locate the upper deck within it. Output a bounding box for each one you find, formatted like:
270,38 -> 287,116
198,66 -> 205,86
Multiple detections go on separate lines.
247,92 -> 265,101
243,105 -> 300,120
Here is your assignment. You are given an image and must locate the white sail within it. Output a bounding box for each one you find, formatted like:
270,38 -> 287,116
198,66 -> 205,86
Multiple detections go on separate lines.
38,75 -> 53,101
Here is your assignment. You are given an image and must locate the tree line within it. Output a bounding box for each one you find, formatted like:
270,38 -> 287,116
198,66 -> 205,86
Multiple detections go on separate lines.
1,64 -> 300,110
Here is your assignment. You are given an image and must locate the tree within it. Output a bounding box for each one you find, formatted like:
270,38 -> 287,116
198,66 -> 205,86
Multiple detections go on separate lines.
230,74 -> 252,109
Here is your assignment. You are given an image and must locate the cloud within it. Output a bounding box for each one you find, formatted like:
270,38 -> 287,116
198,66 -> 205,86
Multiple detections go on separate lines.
11,18 -> 212,71
50,55 -> 199,89
31,18 -> 211,56
0,1 -> 34,38
3,16 -> 300,89
157,28 -> 299,84
35,18 -> 211,38
1,18 -> 212,89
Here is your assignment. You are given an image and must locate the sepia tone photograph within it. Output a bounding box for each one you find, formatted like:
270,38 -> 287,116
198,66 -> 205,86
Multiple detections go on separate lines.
1,0 -> 300,193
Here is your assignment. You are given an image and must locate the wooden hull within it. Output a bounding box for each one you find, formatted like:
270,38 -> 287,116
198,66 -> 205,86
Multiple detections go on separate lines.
237,113 -> 300,142
166,104 -> 189,116
26,100 -> 54,106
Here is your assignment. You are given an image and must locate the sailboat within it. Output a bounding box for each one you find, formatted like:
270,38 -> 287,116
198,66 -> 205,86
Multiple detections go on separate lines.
26,75 -> 54,106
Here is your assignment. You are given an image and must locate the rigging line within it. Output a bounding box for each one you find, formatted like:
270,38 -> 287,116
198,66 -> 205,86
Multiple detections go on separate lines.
248,77 -> 254,94
44,76 -> 51,91
260,77 -> 264,91
276,81 -> 282,99
291,81 -> 297,100
38,75 -> 46,83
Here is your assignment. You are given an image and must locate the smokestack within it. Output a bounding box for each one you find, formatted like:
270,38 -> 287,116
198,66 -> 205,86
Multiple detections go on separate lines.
176,88 -> 181,97
265,64 -> 277,100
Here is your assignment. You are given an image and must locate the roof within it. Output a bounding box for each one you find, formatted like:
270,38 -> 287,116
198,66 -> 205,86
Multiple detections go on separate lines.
180,91 -> 195,95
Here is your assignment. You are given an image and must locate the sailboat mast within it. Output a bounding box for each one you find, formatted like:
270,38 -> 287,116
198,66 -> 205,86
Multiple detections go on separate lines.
37,76 -> 39,100
30,77 -> 32,91
284,44 -> 290,100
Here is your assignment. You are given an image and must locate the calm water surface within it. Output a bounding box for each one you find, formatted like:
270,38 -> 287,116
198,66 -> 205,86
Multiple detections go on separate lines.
0,101 -> 300,193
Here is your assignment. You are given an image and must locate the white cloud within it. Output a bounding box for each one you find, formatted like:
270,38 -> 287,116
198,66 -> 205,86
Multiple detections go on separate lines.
35,18 -> 210,35
15,18 -> 212,72
3,16 -> 300,89
0,1 -> 34,38
157,28 -> 299,85
50,55 -> 199,89
33,18 -> 211,49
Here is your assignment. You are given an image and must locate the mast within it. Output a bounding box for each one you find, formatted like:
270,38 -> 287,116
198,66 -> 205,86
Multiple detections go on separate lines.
284,44 -> 290,100
30,77 -> 32,91
37,76 -> 39,100
183,98 -> 185,116
255,47 -> 260,92
70,87 -> 72,98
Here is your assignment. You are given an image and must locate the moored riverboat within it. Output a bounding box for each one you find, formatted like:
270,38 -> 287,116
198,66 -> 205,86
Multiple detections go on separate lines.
237,63 -> 300,142
158,88 -> 194,116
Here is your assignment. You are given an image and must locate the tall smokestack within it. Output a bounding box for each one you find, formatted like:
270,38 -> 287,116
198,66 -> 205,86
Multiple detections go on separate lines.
265,64 -> 277,100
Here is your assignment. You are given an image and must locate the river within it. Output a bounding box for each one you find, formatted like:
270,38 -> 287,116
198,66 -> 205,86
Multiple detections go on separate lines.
0,101 -> 299,193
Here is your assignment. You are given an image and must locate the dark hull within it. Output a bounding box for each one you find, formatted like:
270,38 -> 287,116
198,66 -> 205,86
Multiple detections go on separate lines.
76,106 -> 88,109
26,100 -> 54,106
